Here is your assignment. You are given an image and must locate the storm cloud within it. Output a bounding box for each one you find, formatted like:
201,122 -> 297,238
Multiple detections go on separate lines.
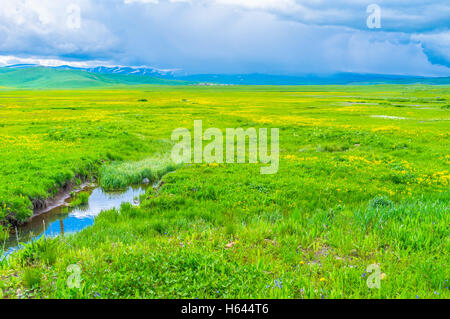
0,0 -> 449,76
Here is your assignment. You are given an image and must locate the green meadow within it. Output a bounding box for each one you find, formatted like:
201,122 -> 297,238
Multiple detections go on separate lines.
0,85 -> 449,299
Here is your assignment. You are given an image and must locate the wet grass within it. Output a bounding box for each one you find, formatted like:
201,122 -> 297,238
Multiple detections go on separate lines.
0,84 -> 449,299
70,192 -> 90,208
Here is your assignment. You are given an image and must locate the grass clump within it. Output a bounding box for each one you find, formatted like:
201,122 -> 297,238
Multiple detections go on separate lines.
22,267 -> 42,289
70,192 -> 90,208
369,195 -> 394,209
99,155 -> 178,190
0,225 -> 8,242
0,196 -> 33,226
16,237 -> 60,266
317,144 -> 350,153
355,195 -> 449,251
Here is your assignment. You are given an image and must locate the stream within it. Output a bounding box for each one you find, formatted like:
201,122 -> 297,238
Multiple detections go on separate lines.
2,185 -> 148,257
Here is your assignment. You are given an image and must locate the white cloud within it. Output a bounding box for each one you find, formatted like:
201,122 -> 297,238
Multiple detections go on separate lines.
124,0 -> 159,4
215,0 -> 299,11
0,55 -> 110,68
0,0 -> 117,56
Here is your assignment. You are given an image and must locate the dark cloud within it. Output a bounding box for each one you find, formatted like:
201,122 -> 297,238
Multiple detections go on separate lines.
0,0 -> 449,76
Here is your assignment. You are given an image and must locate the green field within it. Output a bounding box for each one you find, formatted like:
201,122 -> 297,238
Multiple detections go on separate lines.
0,85 -> 449,299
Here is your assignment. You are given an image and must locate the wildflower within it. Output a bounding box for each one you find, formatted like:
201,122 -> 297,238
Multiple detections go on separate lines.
274,279 -> 283,289
319,277 -> 326,282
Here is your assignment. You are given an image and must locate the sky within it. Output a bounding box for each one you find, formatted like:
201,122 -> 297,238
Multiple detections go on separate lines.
0,0 -> 449,76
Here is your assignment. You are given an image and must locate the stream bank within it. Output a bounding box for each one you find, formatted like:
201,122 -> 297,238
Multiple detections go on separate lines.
2,184 -> 148,257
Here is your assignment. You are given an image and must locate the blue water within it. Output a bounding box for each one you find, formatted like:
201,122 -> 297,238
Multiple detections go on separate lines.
2,185 -> 147,257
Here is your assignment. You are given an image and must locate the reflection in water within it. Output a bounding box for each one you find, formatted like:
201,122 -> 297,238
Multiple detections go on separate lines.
2,185 -> 146,257
60,219 -> 64,237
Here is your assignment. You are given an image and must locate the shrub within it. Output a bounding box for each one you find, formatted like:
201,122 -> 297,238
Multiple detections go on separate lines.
317,144 -> 349,153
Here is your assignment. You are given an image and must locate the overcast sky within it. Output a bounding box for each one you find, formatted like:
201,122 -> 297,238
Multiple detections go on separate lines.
0,0 -> 449,76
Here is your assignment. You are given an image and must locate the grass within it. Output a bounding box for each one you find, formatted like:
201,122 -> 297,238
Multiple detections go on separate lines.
99,155 -> 178,190
22,267 -> 41,289
0,84 -> 448,299
70,192 -> 90,208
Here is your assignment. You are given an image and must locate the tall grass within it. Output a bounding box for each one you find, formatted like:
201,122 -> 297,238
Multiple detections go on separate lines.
354,194 -> 449,251
99,155 -> 179,190
0,226 -> 8,261
70,192 -> 90,207
16,236 -> 60,266
22,267 -> 42,289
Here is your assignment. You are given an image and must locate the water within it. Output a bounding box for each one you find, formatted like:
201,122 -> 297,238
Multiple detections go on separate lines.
2,185 -> 147,257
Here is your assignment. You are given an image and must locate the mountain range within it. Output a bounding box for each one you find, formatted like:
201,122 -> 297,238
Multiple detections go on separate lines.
0,65 -> 187,89
0,64 -> 449,88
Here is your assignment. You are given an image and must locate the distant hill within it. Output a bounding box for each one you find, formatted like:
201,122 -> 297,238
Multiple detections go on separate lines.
0,64 -> 449,88
51,65 -> 450,85
173,73 -> 450,85
0,66 -> 188,89
52,64 -> 177,77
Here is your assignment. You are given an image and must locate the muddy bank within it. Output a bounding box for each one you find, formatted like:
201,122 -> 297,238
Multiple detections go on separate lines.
3,184 -> 148,256
2,170 -> 174,256
30,177 -> 95,220
28,170 -> 174,221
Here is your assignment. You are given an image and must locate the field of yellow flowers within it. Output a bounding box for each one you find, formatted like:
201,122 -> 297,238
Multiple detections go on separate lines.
0,84 -> 449,298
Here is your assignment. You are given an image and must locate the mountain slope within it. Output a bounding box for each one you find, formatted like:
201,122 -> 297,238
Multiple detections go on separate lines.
54,65 -> 177,77
0,67 -> 188,88
1,65 -> 449,87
